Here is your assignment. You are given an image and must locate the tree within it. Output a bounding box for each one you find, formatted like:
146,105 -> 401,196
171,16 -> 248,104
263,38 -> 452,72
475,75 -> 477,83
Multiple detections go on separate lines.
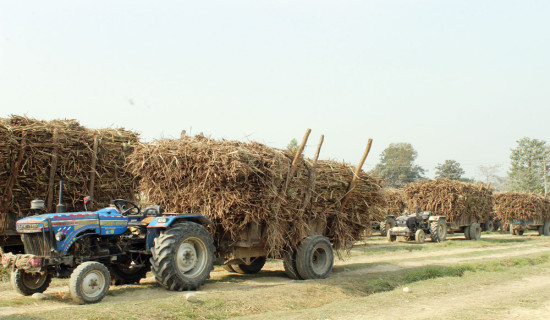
507,137 -> 549,194
435,160 -> 465,180
478,165 -> 501,185
372,143 -> 425,188
287,138 -> 298,153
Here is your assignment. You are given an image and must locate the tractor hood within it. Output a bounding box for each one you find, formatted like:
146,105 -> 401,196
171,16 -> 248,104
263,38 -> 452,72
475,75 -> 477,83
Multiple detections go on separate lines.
16,207 -> 119,232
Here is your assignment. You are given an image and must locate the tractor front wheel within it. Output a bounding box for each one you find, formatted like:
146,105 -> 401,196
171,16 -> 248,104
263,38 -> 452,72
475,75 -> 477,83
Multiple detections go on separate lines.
69,261 -> 110,304
11,269 -> 51,296
151,222 -> 214,291
415,229 -> 426,244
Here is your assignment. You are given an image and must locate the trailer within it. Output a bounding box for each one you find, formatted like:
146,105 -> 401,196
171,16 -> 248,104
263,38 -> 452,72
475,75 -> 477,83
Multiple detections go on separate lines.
446,214 -> 482,240
0,212 -> 24,253
509,218 -> 550,236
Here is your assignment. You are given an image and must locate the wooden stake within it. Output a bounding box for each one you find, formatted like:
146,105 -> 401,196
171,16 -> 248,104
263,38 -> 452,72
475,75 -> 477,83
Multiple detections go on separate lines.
300,135 -> 324,212
289,129 -> 311,178
340,139 -> 373,210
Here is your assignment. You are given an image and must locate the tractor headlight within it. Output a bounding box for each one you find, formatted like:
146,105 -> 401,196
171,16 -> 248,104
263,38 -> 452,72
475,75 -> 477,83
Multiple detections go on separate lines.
157,217 -> 168,223
55,232 -> 66,241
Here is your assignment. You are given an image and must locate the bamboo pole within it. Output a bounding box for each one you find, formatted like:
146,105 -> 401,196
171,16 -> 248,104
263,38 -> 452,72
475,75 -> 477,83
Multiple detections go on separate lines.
300,135 -> 324,212
289,129 -> 311,178
340,139 -> 373,210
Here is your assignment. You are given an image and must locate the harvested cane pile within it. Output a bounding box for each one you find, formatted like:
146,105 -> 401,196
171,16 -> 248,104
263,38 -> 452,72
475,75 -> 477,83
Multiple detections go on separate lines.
381,188 -> 405,218
0,115 -> 138,227
129,136 -> 385,256
493,192 -> 550,221
403,179 -> 493,223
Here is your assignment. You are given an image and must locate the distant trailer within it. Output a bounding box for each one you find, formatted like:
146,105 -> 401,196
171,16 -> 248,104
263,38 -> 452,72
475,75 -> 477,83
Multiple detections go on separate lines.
509,218 -> 550,236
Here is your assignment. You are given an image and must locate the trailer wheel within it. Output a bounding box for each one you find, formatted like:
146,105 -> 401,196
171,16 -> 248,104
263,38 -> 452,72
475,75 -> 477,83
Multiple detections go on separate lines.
429,219 -> 447,242
70,261 -> 110,304
11,269 -> 52,296
283,248 -> 302,280
469,223 -> 481,240
232,257 -> 266,274
509,223 -> 516,235
387,232 -> 397,242
379,217 -> 396,237
483,221 -> 494,232
415,229 -> 426,244
542,222 -> 550,236
151,222 -> 214,291
295,235 -> 333,280
464,226 -> 471,240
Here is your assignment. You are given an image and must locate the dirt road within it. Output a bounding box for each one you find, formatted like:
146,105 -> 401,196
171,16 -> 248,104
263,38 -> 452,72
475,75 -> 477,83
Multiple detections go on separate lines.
1,233 -> 549,319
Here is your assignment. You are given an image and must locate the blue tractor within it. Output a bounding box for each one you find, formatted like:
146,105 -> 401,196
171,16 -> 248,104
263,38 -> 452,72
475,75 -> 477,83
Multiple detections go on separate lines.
1,177 -> 215,304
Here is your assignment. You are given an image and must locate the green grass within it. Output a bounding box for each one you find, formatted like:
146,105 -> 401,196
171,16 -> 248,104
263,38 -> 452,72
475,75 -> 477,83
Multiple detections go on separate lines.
335,254 -> 550,296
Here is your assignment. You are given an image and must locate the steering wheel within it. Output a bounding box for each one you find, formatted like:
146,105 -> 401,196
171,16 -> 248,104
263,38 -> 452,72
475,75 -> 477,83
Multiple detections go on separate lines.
112,199 -> 141,216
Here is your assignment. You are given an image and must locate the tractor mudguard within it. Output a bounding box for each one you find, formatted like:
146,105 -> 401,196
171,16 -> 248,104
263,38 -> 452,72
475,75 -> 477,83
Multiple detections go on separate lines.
147,215 -> 214,229
429,216 -> 446,222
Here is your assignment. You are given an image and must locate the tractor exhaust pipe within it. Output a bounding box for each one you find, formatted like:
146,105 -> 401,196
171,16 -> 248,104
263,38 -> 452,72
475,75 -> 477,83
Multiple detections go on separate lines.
56,173 -> 65,213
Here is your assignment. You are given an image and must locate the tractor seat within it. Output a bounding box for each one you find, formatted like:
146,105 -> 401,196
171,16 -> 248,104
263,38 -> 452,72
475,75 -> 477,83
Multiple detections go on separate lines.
421,212 -> 430,220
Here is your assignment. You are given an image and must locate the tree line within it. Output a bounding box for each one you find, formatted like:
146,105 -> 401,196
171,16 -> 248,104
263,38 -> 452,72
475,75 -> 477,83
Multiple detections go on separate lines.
286,137 -> 549,194
369,138 -> 549,194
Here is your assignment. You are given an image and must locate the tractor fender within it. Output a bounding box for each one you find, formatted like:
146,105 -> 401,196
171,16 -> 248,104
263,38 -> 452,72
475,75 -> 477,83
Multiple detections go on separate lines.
61,229 -> 100,254
429,216 -> 446,222
146,215 -> 214,229
145,215 -> 214,251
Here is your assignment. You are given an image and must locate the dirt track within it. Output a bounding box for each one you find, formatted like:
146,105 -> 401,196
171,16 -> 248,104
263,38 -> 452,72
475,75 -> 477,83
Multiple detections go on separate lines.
1,233 -> 549,319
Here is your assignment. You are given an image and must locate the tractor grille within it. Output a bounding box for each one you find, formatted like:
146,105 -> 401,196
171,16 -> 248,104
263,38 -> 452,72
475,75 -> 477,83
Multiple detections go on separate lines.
21,232 -> 56,257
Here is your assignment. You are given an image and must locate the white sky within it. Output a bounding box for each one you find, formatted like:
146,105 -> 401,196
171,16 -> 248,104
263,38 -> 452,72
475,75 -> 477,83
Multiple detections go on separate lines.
1,1 -> 549,180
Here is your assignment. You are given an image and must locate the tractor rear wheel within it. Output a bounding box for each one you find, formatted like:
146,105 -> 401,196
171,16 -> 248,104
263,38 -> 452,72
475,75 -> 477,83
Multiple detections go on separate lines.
151,222 -> 214,291
232,257 -> 266,274
11,269 -> 51,296
295,235 -> 334,280
379,217 -> 396,237
283,248 -> 302,280
69,261 -> 110,304
429,219 -> 447,242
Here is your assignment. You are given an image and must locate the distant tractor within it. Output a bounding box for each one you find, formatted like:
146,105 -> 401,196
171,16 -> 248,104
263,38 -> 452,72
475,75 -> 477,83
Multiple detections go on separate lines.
387,209 -> 447,243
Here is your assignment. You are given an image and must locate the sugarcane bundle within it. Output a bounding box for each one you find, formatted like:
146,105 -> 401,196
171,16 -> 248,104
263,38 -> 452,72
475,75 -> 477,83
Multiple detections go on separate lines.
0,115 -> 138,221
403,179 -> 493,223
129,136 -> 385,256
493,192 -> 550,221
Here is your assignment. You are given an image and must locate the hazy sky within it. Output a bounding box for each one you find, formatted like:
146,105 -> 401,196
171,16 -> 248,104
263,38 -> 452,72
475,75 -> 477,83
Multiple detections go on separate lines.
1,1 -> 549,179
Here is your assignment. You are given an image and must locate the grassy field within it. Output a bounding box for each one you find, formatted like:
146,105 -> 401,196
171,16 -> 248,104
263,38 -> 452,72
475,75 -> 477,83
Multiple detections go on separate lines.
1,232 -> 549,319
